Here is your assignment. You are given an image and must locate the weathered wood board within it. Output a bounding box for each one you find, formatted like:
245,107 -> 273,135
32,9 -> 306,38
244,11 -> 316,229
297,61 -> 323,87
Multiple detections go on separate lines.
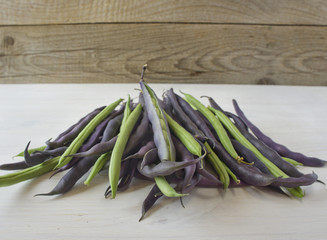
1,0 -> 327,85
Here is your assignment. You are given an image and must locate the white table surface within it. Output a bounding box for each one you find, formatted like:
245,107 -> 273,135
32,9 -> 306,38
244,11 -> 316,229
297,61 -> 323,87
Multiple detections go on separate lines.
0,84 -> 326,240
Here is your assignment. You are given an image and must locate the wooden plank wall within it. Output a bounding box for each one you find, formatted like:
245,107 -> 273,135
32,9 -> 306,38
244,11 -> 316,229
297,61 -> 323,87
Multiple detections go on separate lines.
1,0 -> 327,85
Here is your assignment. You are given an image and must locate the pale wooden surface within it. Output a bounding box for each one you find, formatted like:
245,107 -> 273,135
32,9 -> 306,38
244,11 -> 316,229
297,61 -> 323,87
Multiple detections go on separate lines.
1,24 -> 327,85
2,0 -> 327,25
0,84 -> 326,240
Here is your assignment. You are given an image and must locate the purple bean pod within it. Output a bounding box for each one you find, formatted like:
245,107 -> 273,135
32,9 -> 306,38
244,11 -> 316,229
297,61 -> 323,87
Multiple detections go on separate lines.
233,99 -> 326,167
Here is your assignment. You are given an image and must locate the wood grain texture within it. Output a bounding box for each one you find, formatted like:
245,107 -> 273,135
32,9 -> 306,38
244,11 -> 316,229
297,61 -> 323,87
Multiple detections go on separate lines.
1,0 -> 327,25
1,24 -> 327,85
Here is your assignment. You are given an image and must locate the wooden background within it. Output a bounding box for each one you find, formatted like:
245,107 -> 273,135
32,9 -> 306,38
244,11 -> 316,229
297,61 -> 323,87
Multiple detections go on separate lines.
1,0 -> 327,85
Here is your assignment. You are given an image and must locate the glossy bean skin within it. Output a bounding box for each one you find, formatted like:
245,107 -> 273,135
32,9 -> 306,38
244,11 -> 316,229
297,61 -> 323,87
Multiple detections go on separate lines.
232,99 -> 326,167
227,112 -> 304,178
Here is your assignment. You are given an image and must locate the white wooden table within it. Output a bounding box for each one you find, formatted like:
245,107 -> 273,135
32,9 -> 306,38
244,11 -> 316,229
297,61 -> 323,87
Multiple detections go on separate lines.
0,84 -> 326,240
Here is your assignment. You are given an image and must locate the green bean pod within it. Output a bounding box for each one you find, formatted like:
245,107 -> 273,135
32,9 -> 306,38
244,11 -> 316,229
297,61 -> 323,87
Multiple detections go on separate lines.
109,103 -> 143,198
0,156 -> 60,187
120,94 -> 131,131
164,112 -> 202,157
154,176 -> 188,197
282,157 -> 303,166
212,108 -> 304,198
204,142 -> 230,189
84,151 -> 111,185
56,98 -> 123,169
182,93 -> 240,161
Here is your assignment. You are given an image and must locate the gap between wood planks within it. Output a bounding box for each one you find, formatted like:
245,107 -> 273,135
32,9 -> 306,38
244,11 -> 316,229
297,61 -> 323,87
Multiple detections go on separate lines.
1,22 -> 327,28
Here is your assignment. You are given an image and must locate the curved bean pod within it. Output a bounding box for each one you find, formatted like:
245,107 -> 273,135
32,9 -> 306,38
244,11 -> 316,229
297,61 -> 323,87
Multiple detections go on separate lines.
166,88 -> 205,138
35,156 -> 97,196
165,112 -> 202,157
175,94 -> 217,145
211,109 -> 304,197
123,141 -> 155,161
140,148 -> 159,169
271,172 -> 318,188
67,136 -> 118,158
137,156 -> 202,178
227,112 -> 304,178
154,176 -> 187,198
139,184 -> 163,221
183,92 -> 240,161
0,161 -> 29,170
109,104 -> 143,198
140,77 -> 175,162
47,106 -> 105,148
232,99 -> 326,167
56,98 -> 123,169
0,156 -> 60,187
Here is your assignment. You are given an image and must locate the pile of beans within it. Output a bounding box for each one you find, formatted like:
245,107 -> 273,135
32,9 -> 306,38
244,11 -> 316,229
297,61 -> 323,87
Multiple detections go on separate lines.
0,66 -> 325,220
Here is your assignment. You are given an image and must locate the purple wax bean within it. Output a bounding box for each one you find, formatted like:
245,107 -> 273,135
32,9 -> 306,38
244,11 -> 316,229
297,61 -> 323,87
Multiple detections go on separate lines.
233,99 -> 326,167
123,141 -> 155,161
231,139 -> 271,175
0,160 -> 29,170
271,172 -> 318,188
68,136 -> 118,158
140,148 -> 159,169
35,156 -> 98,196
46,107 -> 105,148
227,112 -> 304,178
139,184 -> 163,221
